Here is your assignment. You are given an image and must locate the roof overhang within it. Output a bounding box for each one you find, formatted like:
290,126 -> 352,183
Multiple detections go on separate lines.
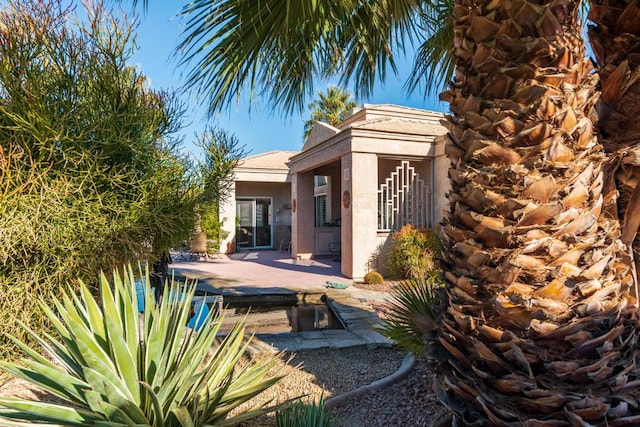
289,125 -> 446,174
234,168 -> 292,183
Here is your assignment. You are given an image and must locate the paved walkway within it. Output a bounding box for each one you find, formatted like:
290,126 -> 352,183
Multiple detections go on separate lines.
169,250 -> 394,351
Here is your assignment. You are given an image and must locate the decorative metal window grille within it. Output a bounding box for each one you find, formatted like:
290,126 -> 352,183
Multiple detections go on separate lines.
378,161 -> 430,231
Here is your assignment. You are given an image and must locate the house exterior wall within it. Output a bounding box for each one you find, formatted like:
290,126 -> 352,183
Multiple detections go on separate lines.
228,106 -> 448,282
330,174 -> 341,223
373,158 -> 434,276
289,123 -> 447,279
291,171 -> 315,258
432,137 -> 451,226
373,234 -> 393,276
219,180 -> 291,253
341,152 -> 378,280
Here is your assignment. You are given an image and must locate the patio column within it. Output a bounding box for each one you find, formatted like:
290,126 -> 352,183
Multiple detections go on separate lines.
219,181 -> 237,254
291,171 -> 315,258
433,138 -> 451,227
341,152 -> 378,279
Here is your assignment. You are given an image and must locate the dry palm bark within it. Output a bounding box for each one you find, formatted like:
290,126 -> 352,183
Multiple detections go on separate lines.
588,1 -> 640,261
435,0 -> 640,425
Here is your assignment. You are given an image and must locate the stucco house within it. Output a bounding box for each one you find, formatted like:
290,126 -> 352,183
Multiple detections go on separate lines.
219,104 -> 449,280
218,150 -> 296,254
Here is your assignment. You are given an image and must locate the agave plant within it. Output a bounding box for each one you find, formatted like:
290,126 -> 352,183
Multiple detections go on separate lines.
374,275 -> 441,355
0,266 -> 287,426
275,397 -> 335,427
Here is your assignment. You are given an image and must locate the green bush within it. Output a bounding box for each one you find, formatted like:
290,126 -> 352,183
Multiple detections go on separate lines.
200,203 -> 228,253
364,271 -> 385,285
0,1 -> 196,361
387,225 -> 442,279
375,275 -> 442,355
0,266 -> 288,426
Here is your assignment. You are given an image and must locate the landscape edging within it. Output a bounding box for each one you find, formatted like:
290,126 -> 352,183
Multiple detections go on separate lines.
324,352 -> 416,411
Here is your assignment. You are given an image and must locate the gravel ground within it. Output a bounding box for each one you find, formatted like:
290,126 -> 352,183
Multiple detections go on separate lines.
329,356 -> 450,427
351,280 -> 400,293
234,346 -> 409,426
1,345 -> 451,426
233,346 -> 449,427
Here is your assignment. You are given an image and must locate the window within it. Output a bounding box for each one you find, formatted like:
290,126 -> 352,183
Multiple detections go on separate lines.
315,194 -> 327,227
315,175 -> 328,186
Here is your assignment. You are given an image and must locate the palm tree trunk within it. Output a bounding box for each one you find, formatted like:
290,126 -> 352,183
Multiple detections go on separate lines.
435,0 -> 640,424
588,0 -> 640,282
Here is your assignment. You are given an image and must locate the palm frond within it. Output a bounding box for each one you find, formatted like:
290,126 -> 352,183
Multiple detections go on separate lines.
406,0 -> 455,97
176,0 -> 423,115
375,275 -> 441,355
325,0 -> 422,101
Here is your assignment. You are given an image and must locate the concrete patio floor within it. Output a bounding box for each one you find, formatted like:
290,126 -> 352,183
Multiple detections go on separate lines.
168,250 -> 394,351
170,249 -> 348,290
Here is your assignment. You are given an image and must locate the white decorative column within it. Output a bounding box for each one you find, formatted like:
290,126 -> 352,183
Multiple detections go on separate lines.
432,137 -> 451,227
219,181 -> 237,254
291,171 -> 315,259
341,152 -> 378,279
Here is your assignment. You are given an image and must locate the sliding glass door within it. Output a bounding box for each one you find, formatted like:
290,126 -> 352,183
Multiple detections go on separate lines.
236,198 -> 272,249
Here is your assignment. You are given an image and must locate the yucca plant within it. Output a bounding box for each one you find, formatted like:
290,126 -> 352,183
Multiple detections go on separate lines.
275,397 -> 335,427
375,275 -> 441,355
0,265 -> 287,426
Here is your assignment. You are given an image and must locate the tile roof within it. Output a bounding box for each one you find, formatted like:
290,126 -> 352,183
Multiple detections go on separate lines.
350,116 -> 448,136
237,150 -> 299,170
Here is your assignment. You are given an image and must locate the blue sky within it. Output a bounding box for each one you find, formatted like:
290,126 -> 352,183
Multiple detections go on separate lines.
130,3 -> 447,158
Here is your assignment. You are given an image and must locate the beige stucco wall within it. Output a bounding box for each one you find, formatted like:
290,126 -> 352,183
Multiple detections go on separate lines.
368,158 -> 436,277
219,180 -> 292,253
289,144 -> 448,279
373,234 -> 393,276
291,171 -> 315,258
432,136 -> 451,226
341,152 -> 379,280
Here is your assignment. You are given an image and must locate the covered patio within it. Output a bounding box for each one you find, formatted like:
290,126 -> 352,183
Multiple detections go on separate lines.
288,104 -> 449,280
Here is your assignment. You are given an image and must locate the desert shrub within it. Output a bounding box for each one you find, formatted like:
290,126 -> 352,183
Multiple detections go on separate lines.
200,203 -> 228,253
0,1 -> 196,361
196,127 -> 248,253
387,225 -> 442,279
364,271 -> 384,285
375,274 -> 442,355
0,266 -> 288,426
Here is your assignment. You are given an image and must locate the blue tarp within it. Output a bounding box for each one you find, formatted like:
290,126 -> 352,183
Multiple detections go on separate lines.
135,280 -> 209,332
187,301 -> 210,332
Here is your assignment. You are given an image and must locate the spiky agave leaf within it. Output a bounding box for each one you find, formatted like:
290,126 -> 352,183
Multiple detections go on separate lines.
0,265 -> 288,426
375,275 -> 441,355
275,397 -> 335,427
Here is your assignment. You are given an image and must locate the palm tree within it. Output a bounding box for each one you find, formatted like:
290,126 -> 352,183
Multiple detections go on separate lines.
303,86 -> 358,140
166,0 -> 640,424
588,2 -> 640,270
433,1 -> 640,424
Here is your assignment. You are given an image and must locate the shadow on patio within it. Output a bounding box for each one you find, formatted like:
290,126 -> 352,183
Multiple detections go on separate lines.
169,250 -> 348,291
